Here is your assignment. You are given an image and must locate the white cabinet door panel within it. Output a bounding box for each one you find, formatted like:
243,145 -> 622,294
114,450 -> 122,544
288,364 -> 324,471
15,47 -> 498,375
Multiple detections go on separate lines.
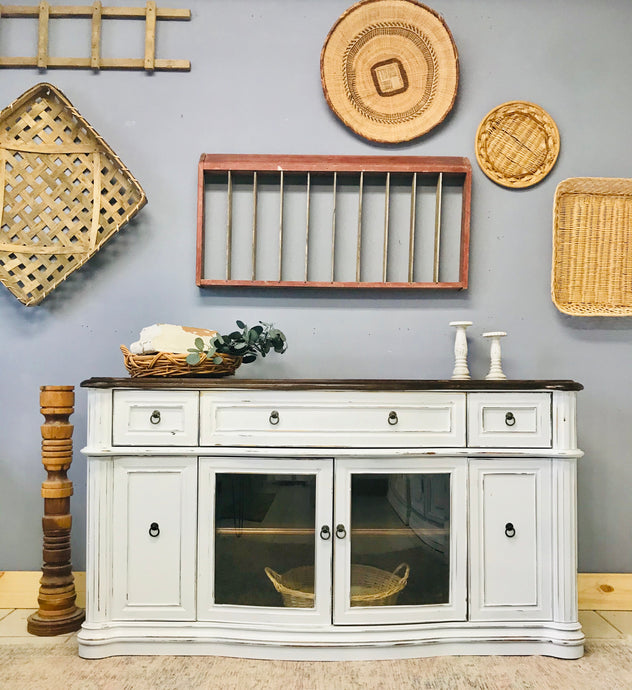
197,457 -> 333,626
469,459 -> 552,621
112,457 -> 197,620
333,457 -> 468,625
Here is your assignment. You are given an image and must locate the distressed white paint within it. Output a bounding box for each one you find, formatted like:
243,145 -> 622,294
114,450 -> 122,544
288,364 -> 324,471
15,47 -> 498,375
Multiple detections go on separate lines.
80,384 -> 583,659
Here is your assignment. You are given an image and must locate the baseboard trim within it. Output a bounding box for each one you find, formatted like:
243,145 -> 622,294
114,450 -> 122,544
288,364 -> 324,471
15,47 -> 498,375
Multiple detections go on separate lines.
0,571 -> 630,611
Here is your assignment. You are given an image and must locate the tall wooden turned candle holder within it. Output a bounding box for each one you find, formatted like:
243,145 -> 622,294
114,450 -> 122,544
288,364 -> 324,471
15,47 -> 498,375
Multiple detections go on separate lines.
27,386 -> 85,636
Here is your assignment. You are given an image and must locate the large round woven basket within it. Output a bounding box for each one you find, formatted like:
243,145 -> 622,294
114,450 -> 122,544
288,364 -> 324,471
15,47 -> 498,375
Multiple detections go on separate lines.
120,345 -> 242,378
264,563 -> 409,608
475,101 -> 560,188
321,0 -> 458,143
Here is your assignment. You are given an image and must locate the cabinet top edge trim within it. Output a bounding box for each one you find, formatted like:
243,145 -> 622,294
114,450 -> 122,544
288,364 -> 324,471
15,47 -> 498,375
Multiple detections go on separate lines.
81,378 -> 583,391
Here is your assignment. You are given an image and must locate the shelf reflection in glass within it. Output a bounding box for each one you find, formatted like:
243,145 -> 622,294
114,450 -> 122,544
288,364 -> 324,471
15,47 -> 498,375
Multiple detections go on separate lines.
350,473 -> 450,607
214,472 -> 316,607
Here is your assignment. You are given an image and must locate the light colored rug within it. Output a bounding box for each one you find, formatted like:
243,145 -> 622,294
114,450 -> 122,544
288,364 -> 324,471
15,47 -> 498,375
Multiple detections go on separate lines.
1,638 -> 631,689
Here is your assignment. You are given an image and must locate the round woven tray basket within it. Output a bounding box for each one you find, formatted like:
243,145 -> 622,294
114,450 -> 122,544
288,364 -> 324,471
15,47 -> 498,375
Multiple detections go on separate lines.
120,345 -> 242,378
475,100 -> 560,188
321,0 -> 458,143
264,563 -> 409,608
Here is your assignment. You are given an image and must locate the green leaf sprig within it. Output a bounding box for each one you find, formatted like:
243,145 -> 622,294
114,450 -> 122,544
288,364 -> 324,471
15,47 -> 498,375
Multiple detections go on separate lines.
186,320 -> 287,366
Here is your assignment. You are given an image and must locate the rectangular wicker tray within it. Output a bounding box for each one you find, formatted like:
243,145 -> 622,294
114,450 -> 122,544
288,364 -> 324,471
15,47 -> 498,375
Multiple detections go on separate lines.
552,177 -> 632,316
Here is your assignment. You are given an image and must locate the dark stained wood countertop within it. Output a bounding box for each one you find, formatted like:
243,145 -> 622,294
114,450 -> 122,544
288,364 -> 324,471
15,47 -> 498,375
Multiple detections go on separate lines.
81,378 -> 583,391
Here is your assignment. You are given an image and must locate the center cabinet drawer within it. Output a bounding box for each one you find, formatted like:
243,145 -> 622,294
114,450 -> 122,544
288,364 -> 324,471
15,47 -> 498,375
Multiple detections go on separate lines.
199,391 -> 466,447
113,390 -> 199,446
467,393 -> 552,448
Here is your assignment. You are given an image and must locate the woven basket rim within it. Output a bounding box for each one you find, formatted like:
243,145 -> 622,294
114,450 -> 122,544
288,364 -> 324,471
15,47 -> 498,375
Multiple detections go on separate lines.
120,345 -> 242,377
265,562 -> 409,604
320,0 -> 459,143
475,100 -> 560,189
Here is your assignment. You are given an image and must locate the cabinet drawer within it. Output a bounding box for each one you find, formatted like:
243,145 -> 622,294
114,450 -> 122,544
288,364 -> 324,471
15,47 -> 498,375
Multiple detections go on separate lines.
467,393 -> 551,448
113,391 -> 199,446
200,391 -> 466,447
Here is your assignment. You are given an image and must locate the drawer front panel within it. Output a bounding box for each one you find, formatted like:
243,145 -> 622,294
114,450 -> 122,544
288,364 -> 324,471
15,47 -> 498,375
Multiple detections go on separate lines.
113,391 -> 199,446
467,393 -> 551,448
200,391 -> 466,447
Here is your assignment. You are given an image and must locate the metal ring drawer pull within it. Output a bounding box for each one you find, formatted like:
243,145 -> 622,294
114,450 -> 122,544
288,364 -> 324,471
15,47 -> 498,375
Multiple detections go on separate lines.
320,525 -> 331,541
269,410 -> 280,425
150,410 -> 161,425
505,522 -> 516,538
149,522 -> 160,537
388,411 -> 398,425
505,411 -> 516,427
335,524 -> 347,539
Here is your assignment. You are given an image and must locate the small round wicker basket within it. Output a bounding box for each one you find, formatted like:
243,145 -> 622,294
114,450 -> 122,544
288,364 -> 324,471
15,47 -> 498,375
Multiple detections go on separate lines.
264,563 -> 409,608
120,345 -> 242,378
475,100 -> 560,188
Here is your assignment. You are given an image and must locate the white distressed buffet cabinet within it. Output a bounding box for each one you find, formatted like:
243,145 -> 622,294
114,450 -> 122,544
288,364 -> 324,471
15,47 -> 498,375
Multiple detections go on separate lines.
78,378 -> 584,660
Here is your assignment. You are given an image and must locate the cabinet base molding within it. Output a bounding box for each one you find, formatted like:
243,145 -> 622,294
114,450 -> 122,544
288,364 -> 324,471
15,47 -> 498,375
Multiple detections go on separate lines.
77,622 -> 584,660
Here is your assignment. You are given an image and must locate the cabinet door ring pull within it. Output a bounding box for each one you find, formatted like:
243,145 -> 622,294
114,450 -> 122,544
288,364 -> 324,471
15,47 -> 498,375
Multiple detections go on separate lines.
149,522 -> 160,537
320,525 -> 331,540
505,411 -> 516,426
335,524 -> 347,539
504,522 -> 516,538
150,410 -> 161,425
388,411 -> 398,425
269,410 -> 280,425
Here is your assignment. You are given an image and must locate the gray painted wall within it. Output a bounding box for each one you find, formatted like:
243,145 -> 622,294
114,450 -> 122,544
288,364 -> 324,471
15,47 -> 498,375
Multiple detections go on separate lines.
1,0 -> 630,573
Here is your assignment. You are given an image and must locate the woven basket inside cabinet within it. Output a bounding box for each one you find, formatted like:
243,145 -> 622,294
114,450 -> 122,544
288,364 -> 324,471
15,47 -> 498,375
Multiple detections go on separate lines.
0,82 -> 147,306
552,177 -> 632,316
121,346 -> 242,378
264,563 -> 409,608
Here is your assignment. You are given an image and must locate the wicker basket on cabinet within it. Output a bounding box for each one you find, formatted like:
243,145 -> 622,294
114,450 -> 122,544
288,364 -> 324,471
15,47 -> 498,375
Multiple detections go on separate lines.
120,345 -> 241,378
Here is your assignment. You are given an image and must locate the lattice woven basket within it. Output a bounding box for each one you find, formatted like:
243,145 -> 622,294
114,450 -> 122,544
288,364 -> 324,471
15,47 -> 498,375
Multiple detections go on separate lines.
264,563 -> 409,608
121,346 -> 242,378
552,177 -> 632,316
0,82 -> 147,306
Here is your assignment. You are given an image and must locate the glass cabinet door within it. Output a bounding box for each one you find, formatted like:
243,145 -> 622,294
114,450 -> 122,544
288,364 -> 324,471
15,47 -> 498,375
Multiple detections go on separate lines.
333,457 -> 467,624
197,457 -> 333,624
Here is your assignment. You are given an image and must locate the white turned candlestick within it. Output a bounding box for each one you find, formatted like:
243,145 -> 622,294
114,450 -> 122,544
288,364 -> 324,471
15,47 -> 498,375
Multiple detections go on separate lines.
449,321 -> 472,380
483,331 -> 507,380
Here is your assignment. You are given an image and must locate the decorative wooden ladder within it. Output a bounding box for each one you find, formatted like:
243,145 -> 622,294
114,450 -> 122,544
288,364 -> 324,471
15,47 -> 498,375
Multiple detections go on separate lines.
0,1 -> 190,71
